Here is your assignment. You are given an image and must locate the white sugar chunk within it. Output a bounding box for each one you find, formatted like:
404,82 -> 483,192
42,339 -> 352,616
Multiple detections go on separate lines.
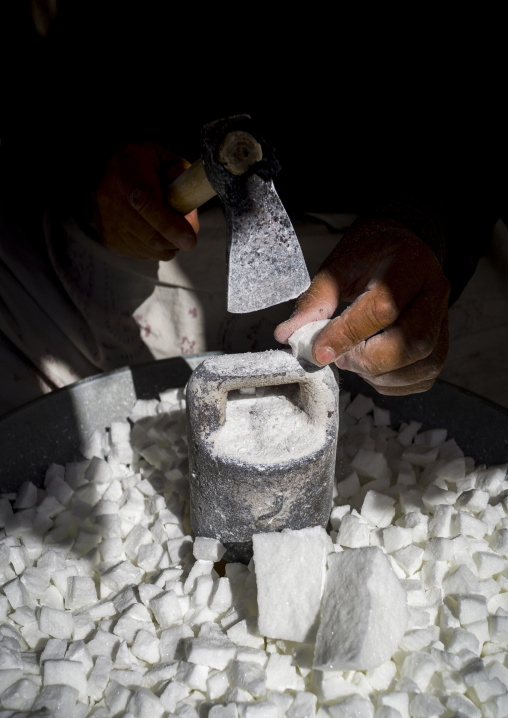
186,636 -> 236,670
159,624 -> 194,662
428,505 -> 454,538
456,594 -> 488,625
210,577 -> 234,614
325,694 -> 374,717
253,526 -> 329,643
402,445 -> 439,467
184,559 -> 214,594
352,449 -> 391,482
44,658 -> 87,699
337,513 -> 371,548
13,482 -> 38,509
0,676 -> 38,710
105,679 -> 133,714
383,526 -> 414,553
131,629 -> 160,664
228,659 -> 267,697
314,546 -> 408,670
347,393 -> 375,420
265,653 -> 305,692
85,456 -> 112,483
336,471 -> 361,500
87,655 -> 113,701
361,490 -> 396,528
226,618 -> 264,650
392,545 -> 424,576
208,704 -> 238,718
491,529 -> 508,557
489,615 -> 508,644
65,576 -> 97,610
287,691 -> 317,717
400,651 -> 436,691
193,536 -> 227,562
38,606 -> 74,639
150,591 -> 183,629
128,687 -> 165,718
206,670 -> 229,700
455,512 -> 488,539
288,319 -> 330,365
32,684 -> 79,716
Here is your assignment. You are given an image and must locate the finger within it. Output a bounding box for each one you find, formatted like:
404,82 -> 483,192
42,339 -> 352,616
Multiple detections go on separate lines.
360,377 -> 436,396
274,268 -> 341,344
344,316 -> 449,392
129,183 -> 197,251
333,273 -> 449,376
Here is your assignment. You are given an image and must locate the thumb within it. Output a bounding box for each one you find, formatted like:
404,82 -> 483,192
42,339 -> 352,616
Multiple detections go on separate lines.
274,267 -> 341,344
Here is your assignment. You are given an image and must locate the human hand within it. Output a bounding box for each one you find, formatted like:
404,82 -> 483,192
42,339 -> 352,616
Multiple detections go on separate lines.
92,141 -> 199,261
275,217 -> 450,395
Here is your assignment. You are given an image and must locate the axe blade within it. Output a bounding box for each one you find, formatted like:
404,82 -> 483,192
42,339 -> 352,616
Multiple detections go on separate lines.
226,174 -> 310,313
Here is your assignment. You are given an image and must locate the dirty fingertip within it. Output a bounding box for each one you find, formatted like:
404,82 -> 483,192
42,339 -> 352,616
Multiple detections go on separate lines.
314,346 -> 336,366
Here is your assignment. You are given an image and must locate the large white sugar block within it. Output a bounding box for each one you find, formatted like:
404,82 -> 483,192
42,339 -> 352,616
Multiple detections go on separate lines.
228,659 -> 267,697
314,546 -> 408,670
253,526 -> 329,643
361,490 -> 396,528
43,658 -> 87,699
352,449 -> 391,482
38,606 -> 74,640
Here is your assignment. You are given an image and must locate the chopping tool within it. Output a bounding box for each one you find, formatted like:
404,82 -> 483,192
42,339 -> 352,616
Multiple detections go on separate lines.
186,350 -> 339,563
166,115 -> 310,313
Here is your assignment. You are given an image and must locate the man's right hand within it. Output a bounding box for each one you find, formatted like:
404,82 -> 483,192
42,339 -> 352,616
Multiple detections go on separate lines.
92,141 -> 199,261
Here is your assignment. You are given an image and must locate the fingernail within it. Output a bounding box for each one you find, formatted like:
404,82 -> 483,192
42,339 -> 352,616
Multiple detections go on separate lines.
315,347 -> 336,365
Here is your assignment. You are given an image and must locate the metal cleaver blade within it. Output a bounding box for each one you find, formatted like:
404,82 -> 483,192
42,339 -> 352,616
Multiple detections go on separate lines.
225,174 -> 311,314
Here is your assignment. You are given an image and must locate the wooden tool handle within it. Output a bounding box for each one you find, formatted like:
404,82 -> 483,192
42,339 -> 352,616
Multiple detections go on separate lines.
166,131 -> 263,216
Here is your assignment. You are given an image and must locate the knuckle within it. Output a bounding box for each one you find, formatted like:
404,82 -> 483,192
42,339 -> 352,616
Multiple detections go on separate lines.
129,184 -> 154,213
369,294 -> 399,327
